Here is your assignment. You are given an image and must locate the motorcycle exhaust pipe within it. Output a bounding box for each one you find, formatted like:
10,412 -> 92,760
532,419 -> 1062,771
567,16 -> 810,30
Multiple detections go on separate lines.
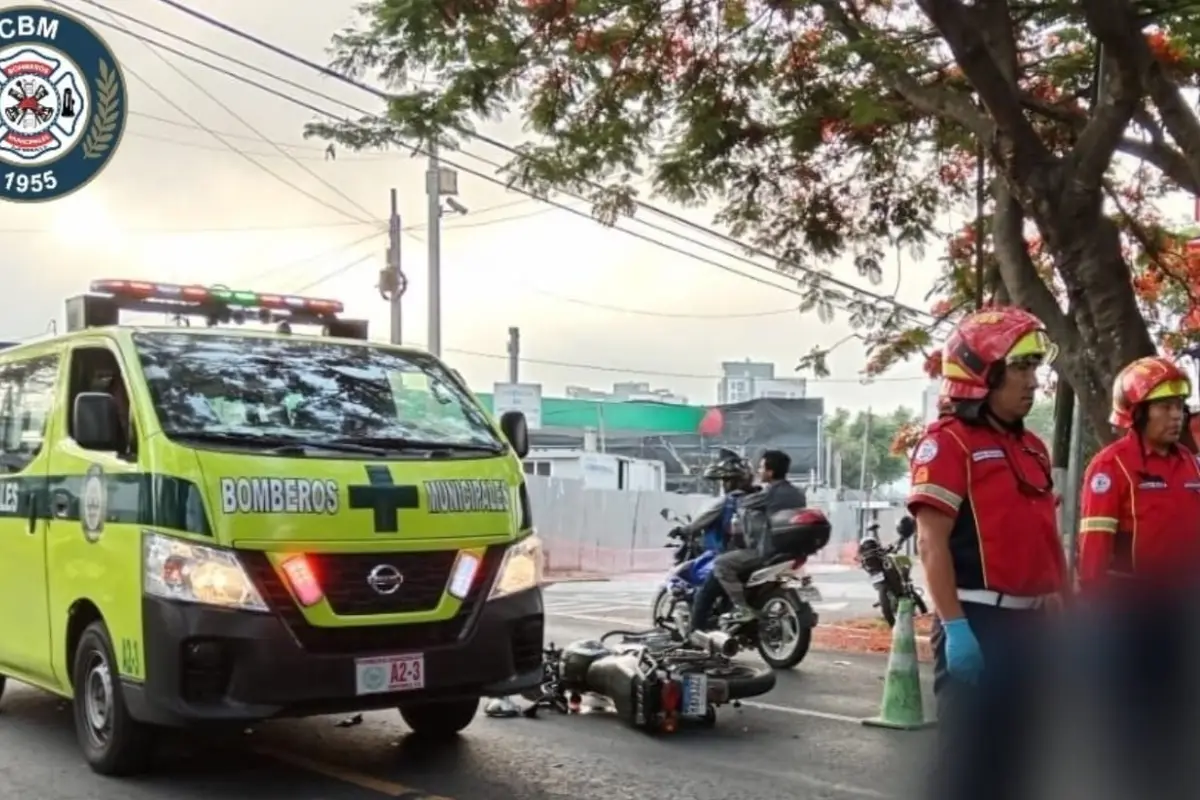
688,629 -> 739,657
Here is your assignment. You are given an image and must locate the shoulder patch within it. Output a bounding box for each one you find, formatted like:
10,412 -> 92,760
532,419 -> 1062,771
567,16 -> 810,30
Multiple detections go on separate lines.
1089,472 -> 1111,494
913,438 -> 938,465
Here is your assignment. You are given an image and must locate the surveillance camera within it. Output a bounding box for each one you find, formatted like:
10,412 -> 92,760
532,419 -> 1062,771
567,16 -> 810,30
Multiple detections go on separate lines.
445,197 -> 469,215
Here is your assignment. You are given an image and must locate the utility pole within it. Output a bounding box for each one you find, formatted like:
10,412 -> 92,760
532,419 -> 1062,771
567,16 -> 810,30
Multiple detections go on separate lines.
506,327 -> 520,383
380,188 -> 407,345
858,408 -> 872,540
426,141 -> 442,357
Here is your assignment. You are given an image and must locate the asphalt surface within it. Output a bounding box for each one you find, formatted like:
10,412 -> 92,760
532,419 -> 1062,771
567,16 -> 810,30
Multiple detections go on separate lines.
544,565 -> 916,625
0,607 -> 936,800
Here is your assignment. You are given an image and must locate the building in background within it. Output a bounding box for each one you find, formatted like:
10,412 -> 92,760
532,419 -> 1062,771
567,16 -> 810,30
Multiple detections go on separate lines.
717,359 -> 807,404
921,380 -> 940,424
565,381 -> 687,404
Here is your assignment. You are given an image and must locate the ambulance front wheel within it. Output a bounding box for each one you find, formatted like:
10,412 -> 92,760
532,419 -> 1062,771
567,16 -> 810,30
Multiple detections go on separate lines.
399,696 -> 480,740
72,621 -> 155,775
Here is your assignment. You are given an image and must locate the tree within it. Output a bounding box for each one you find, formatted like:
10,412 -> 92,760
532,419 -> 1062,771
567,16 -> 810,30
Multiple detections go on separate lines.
310,0 -> 1200,442
825,406 -> 921,488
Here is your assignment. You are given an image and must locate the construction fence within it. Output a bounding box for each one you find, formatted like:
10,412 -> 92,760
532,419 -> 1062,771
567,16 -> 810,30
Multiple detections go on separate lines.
529,476 -> 905,576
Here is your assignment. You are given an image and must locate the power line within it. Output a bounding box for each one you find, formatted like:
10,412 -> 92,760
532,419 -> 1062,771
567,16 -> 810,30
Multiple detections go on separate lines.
0,219 -> 377,234
291,252 -> 379,294
145,0 -> 940,327
440,347 -> 927,384
62,6 -> 818,306
60,0 -> 377,227
244,229 -> 387,287
518,287 -> 803,319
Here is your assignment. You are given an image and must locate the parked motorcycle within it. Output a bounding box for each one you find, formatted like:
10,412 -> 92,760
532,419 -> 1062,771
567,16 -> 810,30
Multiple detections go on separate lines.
856,516 -> 927,627
650,502 -> 825,670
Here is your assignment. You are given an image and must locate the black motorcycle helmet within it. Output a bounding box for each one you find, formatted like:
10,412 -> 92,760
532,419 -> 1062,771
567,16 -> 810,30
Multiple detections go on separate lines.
702,448 -> 752,493
560,639 -> 610,689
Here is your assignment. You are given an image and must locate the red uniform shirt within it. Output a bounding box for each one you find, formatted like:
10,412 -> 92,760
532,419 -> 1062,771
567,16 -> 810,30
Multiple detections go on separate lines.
1077,432 -> 1200,587
906,417 -> 1065,596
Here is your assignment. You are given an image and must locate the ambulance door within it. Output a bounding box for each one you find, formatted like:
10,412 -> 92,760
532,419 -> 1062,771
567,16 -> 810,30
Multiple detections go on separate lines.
0,351 -> 63,683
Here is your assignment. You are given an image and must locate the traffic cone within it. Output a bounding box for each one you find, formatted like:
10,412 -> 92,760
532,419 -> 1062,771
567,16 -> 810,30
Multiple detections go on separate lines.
862,597 -> 934,730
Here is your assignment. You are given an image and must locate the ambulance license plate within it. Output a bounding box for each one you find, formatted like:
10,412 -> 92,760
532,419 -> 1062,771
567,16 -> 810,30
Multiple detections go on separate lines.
355,653 -> 425,695
681,673 -> 708,717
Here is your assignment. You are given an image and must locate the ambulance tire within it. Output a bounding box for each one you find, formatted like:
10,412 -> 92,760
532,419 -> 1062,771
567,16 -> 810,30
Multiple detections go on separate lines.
399,697 -> 480,740
72,621 -> 154,776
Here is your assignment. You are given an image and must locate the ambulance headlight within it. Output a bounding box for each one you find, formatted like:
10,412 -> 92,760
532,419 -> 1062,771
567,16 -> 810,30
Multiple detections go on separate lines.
143,531 -> 268,612
489,533 -> 542,600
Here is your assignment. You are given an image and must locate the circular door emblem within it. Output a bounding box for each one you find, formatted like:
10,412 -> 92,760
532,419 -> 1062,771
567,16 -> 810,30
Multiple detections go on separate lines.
81,463 -> 106,542
0,7 -> 128,202
366,564 -> 404,595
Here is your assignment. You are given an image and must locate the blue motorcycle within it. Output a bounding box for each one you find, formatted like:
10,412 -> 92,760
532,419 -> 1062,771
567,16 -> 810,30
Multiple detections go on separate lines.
651,506 -> 822,670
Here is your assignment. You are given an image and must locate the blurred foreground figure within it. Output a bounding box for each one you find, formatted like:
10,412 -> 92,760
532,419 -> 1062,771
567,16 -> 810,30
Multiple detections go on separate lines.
907,308 -> 1065,800
1075,356 -> 1200,798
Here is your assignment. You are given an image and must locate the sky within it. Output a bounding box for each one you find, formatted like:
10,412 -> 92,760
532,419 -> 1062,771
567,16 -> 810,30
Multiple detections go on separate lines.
2,0 -> 962,414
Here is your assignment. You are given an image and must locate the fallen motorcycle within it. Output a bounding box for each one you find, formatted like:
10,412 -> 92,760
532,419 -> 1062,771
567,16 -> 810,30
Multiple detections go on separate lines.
520,627 -> 775,732
857,516 -> 927,627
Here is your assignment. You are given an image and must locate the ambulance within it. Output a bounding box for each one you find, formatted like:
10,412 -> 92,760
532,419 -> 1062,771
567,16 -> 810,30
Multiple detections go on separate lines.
0,280 -> 544,774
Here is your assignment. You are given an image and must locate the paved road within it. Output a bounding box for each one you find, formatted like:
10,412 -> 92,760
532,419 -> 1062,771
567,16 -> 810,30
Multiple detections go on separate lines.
544,565 -> 907,625
0,612 -> 937,800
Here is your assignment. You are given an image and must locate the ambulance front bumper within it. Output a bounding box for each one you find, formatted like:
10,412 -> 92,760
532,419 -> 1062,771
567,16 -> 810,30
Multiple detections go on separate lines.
122,588 -> 545,727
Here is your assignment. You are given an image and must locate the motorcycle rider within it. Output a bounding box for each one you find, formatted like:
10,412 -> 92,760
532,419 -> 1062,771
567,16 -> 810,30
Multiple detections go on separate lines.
907,307 -> 1065,800
671,451 -> 755,633
1075,356 -> 1200,795
707,449 -> 807,625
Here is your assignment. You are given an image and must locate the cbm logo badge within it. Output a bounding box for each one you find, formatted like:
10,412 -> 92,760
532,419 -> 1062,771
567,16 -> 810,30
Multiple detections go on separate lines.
0,7 -> 127,203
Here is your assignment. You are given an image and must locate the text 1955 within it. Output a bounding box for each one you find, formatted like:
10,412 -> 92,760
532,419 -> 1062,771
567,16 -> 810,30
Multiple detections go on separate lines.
4,171 -> 58,195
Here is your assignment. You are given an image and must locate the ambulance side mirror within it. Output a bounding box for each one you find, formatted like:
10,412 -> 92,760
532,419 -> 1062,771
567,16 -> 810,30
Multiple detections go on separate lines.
74,392 -> 123,452
499,410 -> 529,459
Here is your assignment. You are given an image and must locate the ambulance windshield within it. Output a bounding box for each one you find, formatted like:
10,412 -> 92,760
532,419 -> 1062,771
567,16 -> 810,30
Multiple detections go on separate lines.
132,332 -> 504,451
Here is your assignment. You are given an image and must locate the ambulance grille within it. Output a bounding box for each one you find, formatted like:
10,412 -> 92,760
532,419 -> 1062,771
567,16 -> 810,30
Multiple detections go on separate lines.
240,548 -> 504,655
309,551 -> 457,616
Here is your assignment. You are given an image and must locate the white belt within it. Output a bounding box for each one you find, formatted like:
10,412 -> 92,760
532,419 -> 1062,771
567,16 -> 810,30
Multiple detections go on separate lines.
956,588 -> 1050,610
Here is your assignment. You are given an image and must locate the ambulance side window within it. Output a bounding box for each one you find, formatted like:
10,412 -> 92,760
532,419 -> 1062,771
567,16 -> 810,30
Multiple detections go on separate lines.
0,355 -> 60,474
66,346 -> 136,458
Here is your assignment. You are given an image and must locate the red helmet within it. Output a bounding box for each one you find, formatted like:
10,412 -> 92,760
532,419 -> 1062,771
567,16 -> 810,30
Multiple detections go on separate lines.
941,307 -> 1055,400
1110,356 -> 1191,428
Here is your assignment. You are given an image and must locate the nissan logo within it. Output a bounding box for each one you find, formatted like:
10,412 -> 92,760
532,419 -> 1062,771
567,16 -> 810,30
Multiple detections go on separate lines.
366,564 -> 404,595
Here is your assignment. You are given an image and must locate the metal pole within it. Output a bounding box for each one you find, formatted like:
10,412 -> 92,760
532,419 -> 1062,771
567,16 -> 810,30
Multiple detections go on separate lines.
858,408 -> 871,539
507,327 -> 520,383
1061,396 -> 1084,584
388,188 -> 403,345
426,141 -> 442,357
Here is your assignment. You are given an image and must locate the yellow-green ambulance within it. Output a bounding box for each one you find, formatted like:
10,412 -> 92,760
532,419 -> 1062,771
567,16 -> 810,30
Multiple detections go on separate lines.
0,280 -> 543,775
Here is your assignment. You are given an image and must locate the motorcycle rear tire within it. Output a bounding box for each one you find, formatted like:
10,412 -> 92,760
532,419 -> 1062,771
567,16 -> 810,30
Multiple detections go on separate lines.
755,588 -> 813,670
680,662 -> 775,700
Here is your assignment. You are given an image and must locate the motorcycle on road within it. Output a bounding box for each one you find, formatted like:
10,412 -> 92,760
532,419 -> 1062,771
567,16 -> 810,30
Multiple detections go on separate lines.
650,502 -> 825,670
856,517 -> 927,627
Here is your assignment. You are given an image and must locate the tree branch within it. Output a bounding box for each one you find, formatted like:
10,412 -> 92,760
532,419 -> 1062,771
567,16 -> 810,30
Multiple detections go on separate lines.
1065,50 -> 1141,196
1079,0 -> 1200,189
817,0 -> 990,137
913,0 -> 1053,185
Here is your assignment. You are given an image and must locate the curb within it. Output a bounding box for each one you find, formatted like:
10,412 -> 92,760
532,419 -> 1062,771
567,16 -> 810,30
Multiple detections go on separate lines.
540,575 -> 612,585
812,619 -> 935,661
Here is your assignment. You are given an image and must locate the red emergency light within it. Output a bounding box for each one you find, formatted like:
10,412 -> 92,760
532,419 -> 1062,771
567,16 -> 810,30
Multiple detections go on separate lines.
89,279 -> 344,315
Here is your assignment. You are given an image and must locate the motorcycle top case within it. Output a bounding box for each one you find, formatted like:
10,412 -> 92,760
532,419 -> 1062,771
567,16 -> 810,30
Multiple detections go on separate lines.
767,508 -> 832,557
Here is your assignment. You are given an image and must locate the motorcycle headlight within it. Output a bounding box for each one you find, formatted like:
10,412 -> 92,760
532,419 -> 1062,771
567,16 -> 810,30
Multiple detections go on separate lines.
143,531 -> 268,612
489,533 -> 543,600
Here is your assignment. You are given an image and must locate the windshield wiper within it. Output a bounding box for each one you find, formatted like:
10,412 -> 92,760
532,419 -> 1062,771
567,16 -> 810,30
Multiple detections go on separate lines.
167,430 -> 388,456
331,436 -> 505,454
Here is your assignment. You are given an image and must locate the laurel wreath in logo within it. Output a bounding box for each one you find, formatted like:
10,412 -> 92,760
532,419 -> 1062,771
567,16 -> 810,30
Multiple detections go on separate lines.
82,59 -> 121,161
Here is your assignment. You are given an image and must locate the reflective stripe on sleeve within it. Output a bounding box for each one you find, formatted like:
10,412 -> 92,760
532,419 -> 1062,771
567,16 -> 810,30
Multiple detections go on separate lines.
910,483 -> 962,512
1079,516 -> 1118,534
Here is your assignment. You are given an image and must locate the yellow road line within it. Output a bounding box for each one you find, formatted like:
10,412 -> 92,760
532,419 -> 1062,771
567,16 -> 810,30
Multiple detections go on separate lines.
252,744 -> 454,799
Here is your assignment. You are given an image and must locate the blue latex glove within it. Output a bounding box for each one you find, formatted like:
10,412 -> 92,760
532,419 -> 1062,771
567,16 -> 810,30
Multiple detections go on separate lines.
942,618 -> 984,685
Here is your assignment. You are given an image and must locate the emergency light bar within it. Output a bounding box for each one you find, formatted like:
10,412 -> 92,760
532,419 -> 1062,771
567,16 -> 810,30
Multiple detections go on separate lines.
69,279 -> 368,339
89,280 -> 344,315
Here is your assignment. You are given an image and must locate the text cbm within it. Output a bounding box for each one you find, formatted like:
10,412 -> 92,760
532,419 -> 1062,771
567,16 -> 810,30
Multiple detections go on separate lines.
0,16 -> 60,41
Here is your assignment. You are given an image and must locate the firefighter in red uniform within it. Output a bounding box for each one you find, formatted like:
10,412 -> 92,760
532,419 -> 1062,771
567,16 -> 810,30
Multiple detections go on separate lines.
908,307 -> 1066,800
1076,356 -> 1200,795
